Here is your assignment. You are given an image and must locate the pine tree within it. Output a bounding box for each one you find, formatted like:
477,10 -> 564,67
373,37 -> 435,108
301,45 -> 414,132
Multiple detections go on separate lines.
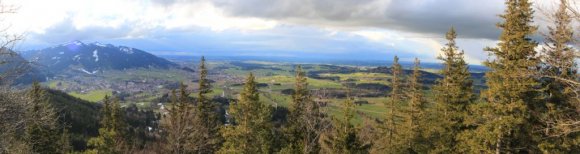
191,56 -> 222,153
164,83 -> 194,154
87,96 -> 128,154
461,0 -> 540,153
379,56 -> 404,152
24,82 -> 62,154
219,73 -> 274,153
322,91 -> 367,154
538,0 -> 580,152
282,65 -> 326,153
402,58 -> 428,153
430,27 -> 474,153
58,128 -> 72,154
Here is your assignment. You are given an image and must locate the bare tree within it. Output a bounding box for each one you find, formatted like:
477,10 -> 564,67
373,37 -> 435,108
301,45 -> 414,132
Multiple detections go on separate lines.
0,88 -> 31,153
537,0 -> 580,137
0,1 -> 35,153
0,0 -> 26,86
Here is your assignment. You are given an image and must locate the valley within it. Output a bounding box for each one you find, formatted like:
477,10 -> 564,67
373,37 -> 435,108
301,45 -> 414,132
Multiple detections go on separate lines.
39,54 -> 486,122
2,0 -> 579,153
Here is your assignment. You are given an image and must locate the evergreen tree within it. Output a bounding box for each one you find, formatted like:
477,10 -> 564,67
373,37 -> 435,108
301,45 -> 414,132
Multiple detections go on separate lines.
25,82 -> 62,154
379,56 -> 404,152
402,58 -> 428,153
461,0 -> 540,153
87,96 -> 128,154
282,65 -> 326,153
58,128 -> 72,154
430,27 -> 474,153
322,91 -> 368,154
191,56 -> 222,153
219,73 -> 274,153
538,0 -> 580,152
164,83 -> 194,154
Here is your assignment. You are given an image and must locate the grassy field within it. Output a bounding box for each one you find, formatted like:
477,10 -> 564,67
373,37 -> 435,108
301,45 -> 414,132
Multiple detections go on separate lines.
319,72 -> 391,84
257,75 -> 343,89
50,60 -> 439,125
103,68 -> 190,82
260,92 -> 291,107
47,80 -> 69,89
220,63 -> 396,124
69,89 -> 112,102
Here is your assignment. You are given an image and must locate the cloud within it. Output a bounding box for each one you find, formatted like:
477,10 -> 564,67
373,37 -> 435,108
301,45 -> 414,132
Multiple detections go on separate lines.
4,0 -> 566,65
210,0 -> 506,39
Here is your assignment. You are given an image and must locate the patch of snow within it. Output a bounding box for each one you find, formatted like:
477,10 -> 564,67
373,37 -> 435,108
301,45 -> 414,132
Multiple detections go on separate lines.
94,42 -> 106,47
73,40 -> 84,46
51,56 -> 60,60
61,40 -> 85,46
93,50 -> 99,62
79,68 -> 98,75
120,47 -> 134,54
73,55 -> 81,61
59,52 -> 64,55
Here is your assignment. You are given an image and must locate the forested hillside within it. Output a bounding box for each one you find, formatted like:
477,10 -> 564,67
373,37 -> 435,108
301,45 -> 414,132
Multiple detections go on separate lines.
1,0 -> 580,153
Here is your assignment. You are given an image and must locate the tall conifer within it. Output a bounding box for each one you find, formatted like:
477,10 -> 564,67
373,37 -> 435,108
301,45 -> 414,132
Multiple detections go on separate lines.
25,82 -> 62,154
219,73 -> 274,153
191,56 -> 222,153
430,27 -> 474,153
462,0 -> 540,153
282,65 -> 326,153
403,58 -> 427,153
322,91 -> 367,153
379,56 -> 404,151
164,83 -> 193,154
87,96 -> 128,154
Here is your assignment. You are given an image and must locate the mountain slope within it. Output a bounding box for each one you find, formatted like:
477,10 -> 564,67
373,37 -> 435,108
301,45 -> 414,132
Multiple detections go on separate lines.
45,89 -> 99,150
0,49 -> 45,85
24,41 -> 178,74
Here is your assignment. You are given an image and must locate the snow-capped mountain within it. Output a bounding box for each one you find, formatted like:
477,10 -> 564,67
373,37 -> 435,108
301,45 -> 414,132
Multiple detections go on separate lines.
23,41 -> 178,74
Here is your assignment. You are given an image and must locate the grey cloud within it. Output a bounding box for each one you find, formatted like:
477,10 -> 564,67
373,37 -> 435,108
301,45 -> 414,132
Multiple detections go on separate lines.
208,0 -> 506,39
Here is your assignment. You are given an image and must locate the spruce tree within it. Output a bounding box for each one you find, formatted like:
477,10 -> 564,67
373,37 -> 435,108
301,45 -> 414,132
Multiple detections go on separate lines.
164,83 -> 193,154
538,0 -> 580,152
322,92 -> 367,154
430,27 -> 474,153
25,82 -> 62,154
379,56 -> 404,152
282,65 -> 326,153
403,58 -> 428,153
191,56 -> 222,153
87,96 -> 128,154
58,128 -> 72,154
461,0 -> 540,153
219,73 -> 274,153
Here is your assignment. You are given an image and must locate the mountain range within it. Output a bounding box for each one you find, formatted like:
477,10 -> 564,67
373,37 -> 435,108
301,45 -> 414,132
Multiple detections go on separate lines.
23,41 -> 178,75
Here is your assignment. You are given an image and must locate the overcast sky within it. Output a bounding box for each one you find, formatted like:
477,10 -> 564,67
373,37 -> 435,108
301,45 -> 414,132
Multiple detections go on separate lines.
2,0 -> 567,64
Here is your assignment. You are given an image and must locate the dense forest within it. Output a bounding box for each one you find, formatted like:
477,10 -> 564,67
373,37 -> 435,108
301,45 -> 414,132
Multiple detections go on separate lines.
1,0 -> 580,153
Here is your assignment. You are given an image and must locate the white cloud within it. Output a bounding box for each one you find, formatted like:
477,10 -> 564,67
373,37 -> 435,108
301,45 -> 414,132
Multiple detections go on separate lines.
353,31 -> 390,42
0,0 -> 564,64
3,0 -> 278,36
160,1 -> 278,31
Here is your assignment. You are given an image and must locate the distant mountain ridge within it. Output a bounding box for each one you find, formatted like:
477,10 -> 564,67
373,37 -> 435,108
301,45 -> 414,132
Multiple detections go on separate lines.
0,49 -> 46,85
23,41 -> 178,74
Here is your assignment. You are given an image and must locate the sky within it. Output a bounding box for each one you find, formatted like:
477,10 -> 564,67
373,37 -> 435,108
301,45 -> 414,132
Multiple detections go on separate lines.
0,0 -> 569,64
